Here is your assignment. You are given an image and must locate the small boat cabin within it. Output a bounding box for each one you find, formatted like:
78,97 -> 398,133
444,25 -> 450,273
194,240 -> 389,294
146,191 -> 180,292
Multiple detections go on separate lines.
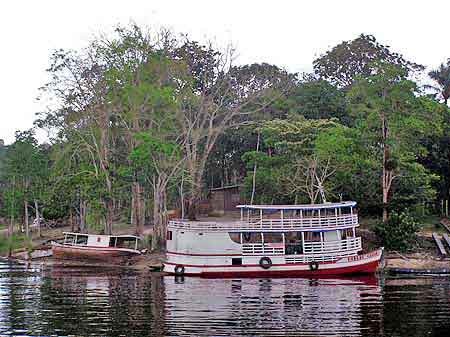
62,232 -> 141,251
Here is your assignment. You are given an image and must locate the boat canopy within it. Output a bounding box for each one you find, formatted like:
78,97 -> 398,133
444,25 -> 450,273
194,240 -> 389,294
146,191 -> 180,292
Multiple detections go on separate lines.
62,232 -> 141,240
237,201 -> 356,211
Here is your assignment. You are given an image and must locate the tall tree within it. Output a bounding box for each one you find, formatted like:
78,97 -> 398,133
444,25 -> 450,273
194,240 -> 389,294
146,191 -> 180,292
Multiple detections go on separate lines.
313,34 -> 424,87
173,41 -> 292,219
428,59 -> 450,105
2,130 -> 48,237
346,62 -> 440,221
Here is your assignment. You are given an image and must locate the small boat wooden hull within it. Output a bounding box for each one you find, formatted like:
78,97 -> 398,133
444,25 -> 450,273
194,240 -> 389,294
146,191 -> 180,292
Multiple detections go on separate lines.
52,242 -> 141,261
163,248 -> 383,277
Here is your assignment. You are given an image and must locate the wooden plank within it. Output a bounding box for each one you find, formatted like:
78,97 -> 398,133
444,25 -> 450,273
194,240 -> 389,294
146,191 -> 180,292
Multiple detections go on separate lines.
432,233 -> 447,256
443,233 -> 450,249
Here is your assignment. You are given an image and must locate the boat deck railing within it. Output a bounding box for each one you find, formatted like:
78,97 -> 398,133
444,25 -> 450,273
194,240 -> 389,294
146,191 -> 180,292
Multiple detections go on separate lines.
242,237 -> 362,257
241,237 -> 361,257
168,214 -> 358,232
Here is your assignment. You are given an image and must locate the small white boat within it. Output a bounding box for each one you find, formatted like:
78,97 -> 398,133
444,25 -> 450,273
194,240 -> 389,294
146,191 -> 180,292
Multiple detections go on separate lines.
52,232 -> 142,260
163,202 -> 383,277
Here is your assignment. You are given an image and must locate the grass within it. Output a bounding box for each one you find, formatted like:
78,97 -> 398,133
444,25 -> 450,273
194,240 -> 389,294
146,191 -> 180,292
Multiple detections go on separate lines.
0,233 -> 30,255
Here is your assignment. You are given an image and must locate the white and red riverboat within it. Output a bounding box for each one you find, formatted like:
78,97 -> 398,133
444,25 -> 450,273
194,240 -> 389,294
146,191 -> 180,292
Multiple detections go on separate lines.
52,232 -> 142,261
163,202 -> 383,277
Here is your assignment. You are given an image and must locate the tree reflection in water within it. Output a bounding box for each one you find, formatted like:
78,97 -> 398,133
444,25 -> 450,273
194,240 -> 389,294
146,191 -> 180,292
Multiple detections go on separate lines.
1,260 -> 450,336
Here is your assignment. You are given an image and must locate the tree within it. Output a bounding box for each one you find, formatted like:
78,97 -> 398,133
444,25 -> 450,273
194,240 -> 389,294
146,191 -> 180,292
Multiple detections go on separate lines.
313,34 -> 423,87
2,130 -> 48,237
345,63 -> 440,221
241,117 -> 339,204
173,40 -> 292,219
428,59 -> 450,105
289,80 -> 348,123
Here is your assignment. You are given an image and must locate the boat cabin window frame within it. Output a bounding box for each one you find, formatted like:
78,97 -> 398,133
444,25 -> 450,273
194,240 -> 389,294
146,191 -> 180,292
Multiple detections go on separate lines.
262,232 -> 284,244
228,232 -> 241,244
304,231 -> 322,242
242,232 -> 262,243
76,234 -> 88,245
109,236 -> 140,250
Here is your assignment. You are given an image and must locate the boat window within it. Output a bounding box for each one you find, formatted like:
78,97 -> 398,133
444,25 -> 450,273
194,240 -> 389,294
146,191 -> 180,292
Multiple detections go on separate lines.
114,237 -> 138,250
228,233 -> 241,244
340,228 -> 354,239
304,231 -> 321,242
167,231 -> 173,240
64,234 -> 76,244
341,207 -> 351,215
262,233 -> 283,243
242,232 -> 262,243
323,230 -> 339,242
76,235 -> 88,245
232,258 -> 242,265
285,232 -> 303,254
284,232 -> 302,243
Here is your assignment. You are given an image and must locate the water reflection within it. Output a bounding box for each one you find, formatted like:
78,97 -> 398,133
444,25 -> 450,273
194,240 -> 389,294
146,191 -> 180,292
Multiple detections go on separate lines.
1,259 -> 450,336
165,276 -> 382,336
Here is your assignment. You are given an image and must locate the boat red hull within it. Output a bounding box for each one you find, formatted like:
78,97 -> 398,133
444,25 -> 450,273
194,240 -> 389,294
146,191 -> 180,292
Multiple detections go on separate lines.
164,249 -> 384,277
195,260 -> 379,278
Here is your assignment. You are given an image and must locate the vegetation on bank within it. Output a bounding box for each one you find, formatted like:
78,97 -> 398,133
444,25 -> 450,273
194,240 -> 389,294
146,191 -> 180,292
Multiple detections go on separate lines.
0,26 -> 449,252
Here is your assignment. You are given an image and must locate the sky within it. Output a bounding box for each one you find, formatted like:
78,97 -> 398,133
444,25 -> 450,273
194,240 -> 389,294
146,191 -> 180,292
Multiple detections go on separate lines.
1,0 -> 449,144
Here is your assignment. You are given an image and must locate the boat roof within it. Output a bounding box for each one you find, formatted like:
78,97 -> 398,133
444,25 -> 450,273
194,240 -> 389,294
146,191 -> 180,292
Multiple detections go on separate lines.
62,232 -> 141,239
237,201 -> 356,211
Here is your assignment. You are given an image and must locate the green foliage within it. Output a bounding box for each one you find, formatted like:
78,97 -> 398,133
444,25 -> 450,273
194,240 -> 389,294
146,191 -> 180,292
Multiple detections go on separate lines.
0,233 -> 28,254
428,59 -> 450,104
374,211 -> 420,251
289,80 -> 348,123
313,34 -> 424,87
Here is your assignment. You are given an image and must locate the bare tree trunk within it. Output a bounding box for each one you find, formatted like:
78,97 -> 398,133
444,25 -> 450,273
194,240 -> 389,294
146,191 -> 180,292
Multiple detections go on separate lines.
34,199 -> 40,237
250,132 -> 260,205
152,175 -> 167,251
381,110 -> 392,223
69,208 -> 74,232
24,200 -> 29,238
105,198 -> 114,235
132,181 -> 144,235
180,174 -> 185,219
79,199 -> 86,233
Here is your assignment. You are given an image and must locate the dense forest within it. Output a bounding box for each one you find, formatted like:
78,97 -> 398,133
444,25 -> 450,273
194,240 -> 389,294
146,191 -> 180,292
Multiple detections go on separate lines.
0,25 -> 449,249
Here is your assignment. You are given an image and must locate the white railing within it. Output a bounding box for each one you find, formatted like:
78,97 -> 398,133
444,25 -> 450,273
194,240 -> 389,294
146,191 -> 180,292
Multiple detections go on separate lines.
242,243 -> 285,255
241,238 -> 361,258
303,237 -> 361,255
285,250 -> 357,263
168,214 -> 358,232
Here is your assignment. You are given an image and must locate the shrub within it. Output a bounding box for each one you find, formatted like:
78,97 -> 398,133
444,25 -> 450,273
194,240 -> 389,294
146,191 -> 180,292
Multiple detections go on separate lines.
374,211 -> 420,251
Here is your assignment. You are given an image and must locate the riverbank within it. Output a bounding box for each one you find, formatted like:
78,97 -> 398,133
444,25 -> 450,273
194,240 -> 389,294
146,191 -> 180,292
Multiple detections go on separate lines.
3,216 -> 450,274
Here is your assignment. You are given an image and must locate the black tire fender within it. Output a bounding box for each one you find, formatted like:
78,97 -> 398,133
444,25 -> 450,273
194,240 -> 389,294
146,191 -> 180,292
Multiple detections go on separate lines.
309,261 -> 319,271
174,265 -> 185,276
259,257 -> 272,269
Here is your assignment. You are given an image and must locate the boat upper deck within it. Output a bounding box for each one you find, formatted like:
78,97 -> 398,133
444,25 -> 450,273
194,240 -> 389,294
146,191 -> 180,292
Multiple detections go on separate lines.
168,201 -> 359,232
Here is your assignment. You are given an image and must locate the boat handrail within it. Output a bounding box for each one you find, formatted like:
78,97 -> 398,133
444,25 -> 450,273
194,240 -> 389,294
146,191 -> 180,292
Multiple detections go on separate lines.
240,237 -> 362,256
168,214 -> 358,231
62,232 -> 141,240
237,201 -> 356,211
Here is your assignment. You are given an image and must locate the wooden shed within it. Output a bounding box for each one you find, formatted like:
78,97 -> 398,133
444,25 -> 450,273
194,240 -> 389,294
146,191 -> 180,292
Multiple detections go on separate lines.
209,185 -> 241,215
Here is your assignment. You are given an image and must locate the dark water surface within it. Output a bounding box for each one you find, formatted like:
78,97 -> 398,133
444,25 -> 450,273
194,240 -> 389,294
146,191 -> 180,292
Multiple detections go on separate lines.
1,259 -> 450,336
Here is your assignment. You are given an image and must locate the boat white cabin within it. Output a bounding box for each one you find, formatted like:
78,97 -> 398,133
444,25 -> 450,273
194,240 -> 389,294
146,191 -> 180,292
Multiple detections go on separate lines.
163,202 -> 383,276
52,232 -> 142,260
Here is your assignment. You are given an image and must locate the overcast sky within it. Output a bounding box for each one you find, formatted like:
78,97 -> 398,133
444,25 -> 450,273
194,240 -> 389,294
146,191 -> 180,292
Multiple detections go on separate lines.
1,0 -> 449,144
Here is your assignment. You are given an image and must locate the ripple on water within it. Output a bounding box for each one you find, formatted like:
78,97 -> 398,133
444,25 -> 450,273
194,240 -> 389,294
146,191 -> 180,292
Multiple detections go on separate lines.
1,261 -> 450,336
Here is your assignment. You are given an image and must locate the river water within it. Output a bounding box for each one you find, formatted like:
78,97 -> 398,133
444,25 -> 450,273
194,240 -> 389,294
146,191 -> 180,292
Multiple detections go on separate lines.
0,259 -> 449,336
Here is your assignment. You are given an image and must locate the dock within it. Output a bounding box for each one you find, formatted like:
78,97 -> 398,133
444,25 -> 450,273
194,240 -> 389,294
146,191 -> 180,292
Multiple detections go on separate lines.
432,233 -> 447,257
